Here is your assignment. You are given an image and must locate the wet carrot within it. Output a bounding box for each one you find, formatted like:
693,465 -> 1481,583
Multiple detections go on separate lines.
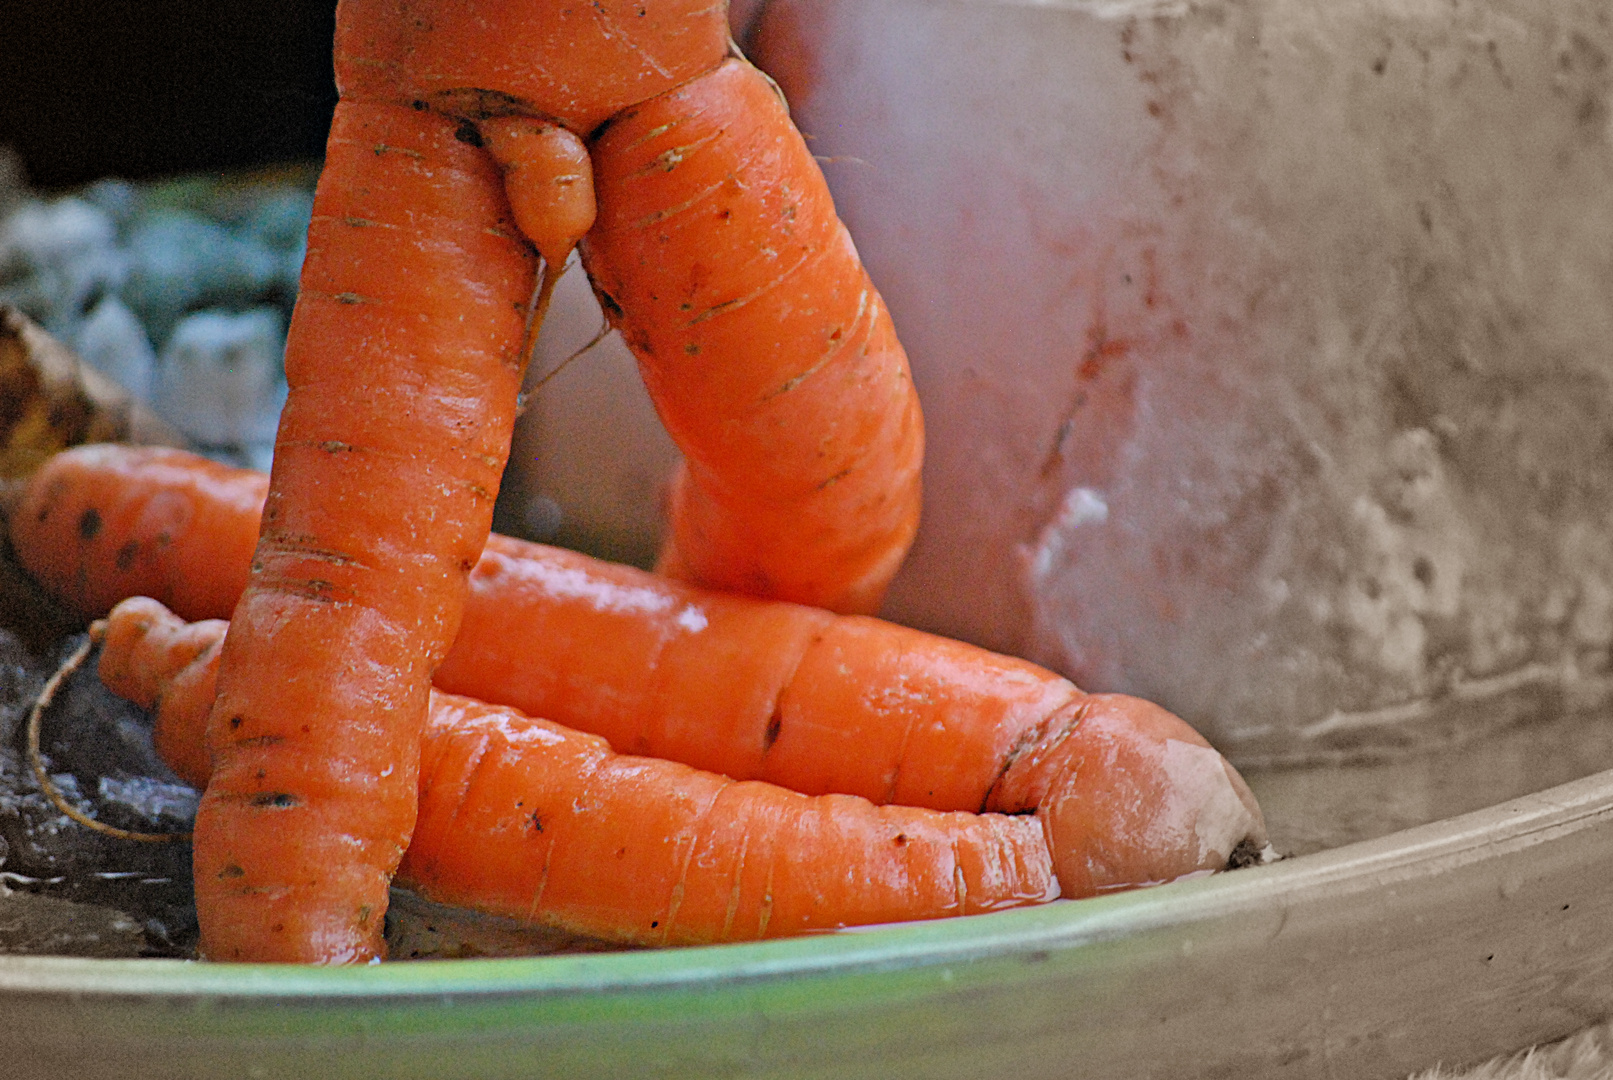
454,541 -> 1271,895
584,58 -> 924,615
99,597 -> 1059,944
21,447 -> 1268,897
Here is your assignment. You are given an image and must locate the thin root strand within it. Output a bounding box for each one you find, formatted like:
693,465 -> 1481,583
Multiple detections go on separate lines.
26,622 -> 189,845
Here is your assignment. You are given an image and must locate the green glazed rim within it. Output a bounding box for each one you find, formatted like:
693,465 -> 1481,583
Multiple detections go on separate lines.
3,765 -> 1612,1079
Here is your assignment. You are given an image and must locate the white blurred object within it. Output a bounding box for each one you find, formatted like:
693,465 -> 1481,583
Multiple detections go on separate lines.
0,197 -> 125,334
152,307 -> 286,470
73,295 -> 157,402
738,0 -> 1613,763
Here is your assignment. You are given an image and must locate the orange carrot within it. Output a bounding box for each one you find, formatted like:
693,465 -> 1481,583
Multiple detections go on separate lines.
584,58 -> 925,615
18,446 -> 1267,897
194,93 -> 540,963
340,5 -> 919,610
99,597 -> 1058,945
454,546 -> 1271,895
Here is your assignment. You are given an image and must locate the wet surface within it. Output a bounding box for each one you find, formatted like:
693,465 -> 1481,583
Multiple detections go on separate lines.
1245,699 -> 1613,857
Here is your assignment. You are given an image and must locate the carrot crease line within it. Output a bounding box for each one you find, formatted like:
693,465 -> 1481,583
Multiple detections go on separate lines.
758,282 -> 869,400
628,129 -> 724,179
260,540 -> 366,569
249,575 -> 351,605
981,687 -> 1086,813
757,628 -> 824,763
814,467 -> 853,492
584,3 -> 674,82
371,143 -> 427,160
632,177 -> 726,229
524,834 -> 554,926
623,118 -> 685,152
442,728 -> 497,844
665,777 -> 728,942
686,244 -> 823,332
952,837 -> 968,915
27,630 -> 189,844
756,859 -> 774,938
880,642 -> 922,806
719,817 -> 750,942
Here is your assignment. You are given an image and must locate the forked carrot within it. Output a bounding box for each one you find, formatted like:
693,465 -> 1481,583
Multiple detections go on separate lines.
170,0 -> 929,962
98,597 -> 1059,945
16,446 -> 1268,896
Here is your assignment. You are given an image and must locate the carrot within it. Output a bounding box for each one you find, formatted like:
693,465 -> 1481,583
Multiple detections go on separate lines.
99,597 -> 1059,945
343,4 -> 919,612
584,58 -> 924,615
193,92 -> 541,962
16,446 -> 1268,897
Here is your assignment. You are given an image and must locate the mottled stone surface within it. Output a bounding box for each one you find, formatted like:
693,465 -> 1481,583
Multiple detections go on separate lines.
751,0 -> 1613,763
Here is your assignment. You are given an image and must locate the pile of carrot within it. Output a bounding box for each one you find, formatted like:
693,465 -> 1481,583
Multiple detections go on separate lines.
97,596 -> 1058,945
9,0 -> 1264,961
14,444 -> 1267,912
164,0 -> 932,963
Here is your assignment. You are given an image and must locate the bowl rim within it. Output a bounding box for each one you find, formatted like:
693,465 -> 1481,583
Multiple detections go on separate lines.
4,759 -> 1610,1001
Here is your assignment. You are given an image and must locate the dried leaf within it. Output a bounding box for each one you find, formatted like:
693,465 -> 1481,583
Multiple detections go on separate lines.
0,305 -> 182,482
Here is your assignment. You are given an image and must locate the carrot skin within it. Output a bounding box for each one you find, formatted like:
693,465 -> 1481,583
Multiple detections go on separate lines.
448,538 -> 838,781
197,97 -> 534,963
102,599 -> 1059,945
333,0 -> 728,135
409,698 -> 1056,944
480,119 -> 597,272
987,695 -> 1267,895
137,0 -> 919,962
11,444 -> 267,621
584,59 -> 925,615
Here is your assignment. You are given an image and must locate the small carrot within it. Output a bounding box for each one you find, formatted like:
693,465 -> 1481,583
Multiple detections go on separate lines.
99,597 -> 1059,945
17,446 -> 1268,897
584,57 -> 924,616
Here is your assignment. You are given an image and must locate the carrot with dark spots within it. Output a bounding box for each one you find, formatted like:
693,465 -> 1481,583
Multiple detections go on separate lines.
193,92 -> 537,962
174,0 -> 736,962
15,445 -> 267,628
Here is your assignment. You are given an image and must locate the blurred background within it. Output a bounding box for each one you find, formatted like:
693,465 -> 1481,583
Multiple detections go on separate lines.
0,0 -> 336,188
